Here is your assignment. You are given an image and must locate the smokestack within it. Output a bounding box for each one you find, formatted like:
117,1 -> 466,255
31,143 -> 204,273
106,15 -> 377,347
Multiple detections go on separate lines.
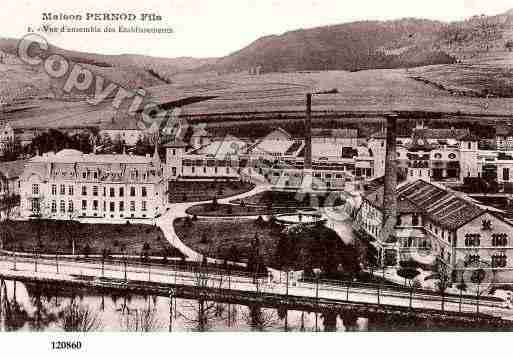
304,93 -> 312,170
383,114 -> 398,228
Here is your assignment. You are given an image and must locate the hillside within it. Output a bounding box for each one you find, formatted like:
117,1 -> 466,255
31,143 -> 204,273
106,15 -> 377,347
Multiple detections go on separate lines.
207,10 -> 513,74
0,38 -> 214,104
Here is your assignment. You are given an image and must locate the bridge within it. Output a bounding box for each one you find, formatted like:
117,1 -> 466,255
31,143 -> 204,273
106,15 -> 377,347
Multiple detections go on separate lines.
0,254 -> 512,328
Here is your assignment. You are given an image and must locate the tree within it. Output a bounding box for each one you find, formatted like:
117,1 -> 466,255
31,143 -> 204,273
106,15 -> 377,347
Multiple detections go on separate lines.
57,301 -> 102,332
178,267 -> 227,331
408,279 -> 422,309
242,304 -> 278,331
435,265 -> 451,312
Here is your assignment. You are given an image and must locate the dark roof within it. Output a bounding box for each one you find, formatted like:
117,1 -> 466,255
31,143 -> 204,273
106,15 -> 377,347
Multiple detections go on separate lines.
397,180 -> 485,230
364,186 -> 421,214
364,179 -> 488,230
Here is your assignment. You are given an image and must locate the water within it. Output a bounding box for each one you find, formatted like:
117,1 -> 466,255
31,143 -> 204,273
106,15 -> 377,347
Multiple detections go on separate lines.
0,279 -> 495,332
0,279 -> 374,332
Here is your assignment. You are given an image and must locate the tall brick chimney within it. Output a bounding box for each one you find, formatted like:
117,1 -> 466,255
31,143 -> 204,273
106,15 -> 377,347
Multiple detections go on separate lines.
382,114 -> 398,227
304,93 -> 312,170
300,93 -> 313,192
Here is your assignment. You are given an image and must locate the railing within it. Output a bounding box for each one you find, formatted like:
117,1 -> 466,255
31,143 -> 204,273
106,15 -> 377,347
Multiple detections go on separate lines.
0,253 -> 505,318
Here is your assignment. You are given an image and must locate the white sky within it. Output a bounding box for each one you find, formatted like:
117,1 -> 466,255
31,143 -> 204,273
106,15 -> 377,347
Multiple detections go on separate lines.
1,0 -> 512,58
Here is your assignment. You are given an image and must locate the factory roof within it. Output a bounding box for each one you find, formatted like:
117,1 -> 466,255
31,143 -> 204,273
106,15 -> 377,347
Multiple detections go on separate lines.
364,179 -> 494,230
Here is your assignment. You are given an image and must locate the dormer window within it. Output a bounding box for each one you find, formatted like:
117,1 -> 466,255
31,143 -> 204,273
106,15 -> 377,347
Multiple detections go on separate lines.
482,219 -> 492,230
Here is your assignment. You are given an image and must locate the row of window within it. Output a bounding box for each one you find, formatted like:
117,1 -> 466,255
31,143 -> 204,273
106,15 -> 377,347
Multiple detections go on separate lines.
48,184 -> 148,197
50,199 -> 148,213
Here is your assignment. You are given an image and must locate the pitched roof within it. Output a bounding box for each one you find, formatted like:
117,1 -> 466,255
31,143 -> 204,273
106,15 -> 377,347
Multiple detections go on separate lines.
397,180 -> 485,230
364,179 -> 490,230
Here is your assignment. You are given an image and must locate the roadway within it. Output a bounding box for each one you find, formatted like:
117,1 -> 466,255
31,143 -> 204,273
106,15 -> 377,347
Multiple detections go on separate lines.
0,254 -> 512,321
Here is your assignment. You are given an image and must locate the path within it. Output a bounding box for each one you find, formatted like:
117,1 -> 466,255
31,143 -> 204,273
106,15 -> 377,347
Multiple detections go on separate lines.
0,254 -> 511,321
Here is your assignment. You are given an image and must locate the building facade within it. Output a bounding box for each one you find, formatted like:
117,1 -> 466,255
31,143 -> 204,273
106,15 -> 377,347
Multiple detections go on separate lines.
356,179 -> 513,283
19,149 -> 165,222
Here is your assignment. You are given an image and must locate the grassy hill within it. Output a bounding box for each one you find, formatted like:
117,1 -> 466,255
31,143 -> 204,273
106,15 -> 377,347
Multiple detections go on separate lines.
206,10 -> 513,74
0,38 -> 214,104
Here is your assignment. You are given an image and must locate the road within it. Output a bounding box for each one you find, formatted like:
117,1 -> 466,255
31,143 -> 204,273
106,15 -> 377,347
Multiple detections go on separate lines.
0,254 -> 512,320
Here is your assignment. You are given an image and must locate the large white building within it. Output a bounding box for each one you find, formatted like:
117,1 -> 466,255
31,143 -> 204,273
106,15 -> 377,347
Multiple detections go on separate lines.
19,149 -> 165,222
356,179 -> 513,283
164,127 -> 373,191
369,123 -> 479,184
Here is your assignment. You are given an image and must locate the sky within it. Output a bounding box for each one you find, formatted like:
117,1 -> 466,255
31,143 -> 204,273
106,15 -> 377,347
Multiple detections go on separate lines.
1,0 -> 512,58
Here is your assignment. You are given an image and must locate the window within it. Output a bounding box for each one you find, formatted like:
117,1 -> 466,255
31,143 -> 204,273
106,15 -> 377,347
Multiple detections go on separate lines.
130,201 -> 135,212
82,200 -> 87,210
82,172 -> 87,179
119,201 -> 124,212
68,186 -> 74,196
81,186 -> 87,196
93,200 -> 98,211
130,187 -> 136,196
448,153 -> 456,159
492,233 -> 508,247
142,187 -> 147,197
110,202 -> 115,212
68,200 -> 74,212
119,187 -> 124,197
503,168 -> 510,182
492,254 -> 507,268
103,187 -> 106,196
396,216 -> 402,226
31,198 -> 40,213
412,214 -> 419,226
482,219 -> 492,230
51,200 -> 57,213
93,172 -> 98,179
51,184 -> 57,195
60,200 -> 65,213
434,153 -> 442,159
93,186 -> 98,196
60,184 -> 65,195
141,201 -> 147,211
467,254 -> 480,265
110,188 -> 115,197
464,233 -> 481,247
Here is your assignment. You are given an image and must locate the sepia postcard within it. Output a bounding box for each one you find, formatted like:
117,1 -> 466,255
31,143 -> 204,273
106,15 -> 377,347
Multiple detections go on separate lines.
1,0 -> 513,356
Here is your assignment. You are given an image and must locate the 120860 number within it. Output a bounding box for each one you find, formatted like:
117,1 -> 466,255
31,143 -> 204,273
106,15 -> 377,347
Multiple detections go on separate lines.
51,341 -> 82,350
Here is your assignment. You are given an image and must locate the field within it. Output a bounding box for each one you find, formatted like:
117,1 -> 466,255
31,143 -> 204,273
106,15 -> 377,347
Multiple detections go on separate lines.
0,220 -> 183,258
409,52 -> 513,98
168,181 -> 254,203
5,60 -> 513,131
174,216 -> 360,273
186,203 -> 298,217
